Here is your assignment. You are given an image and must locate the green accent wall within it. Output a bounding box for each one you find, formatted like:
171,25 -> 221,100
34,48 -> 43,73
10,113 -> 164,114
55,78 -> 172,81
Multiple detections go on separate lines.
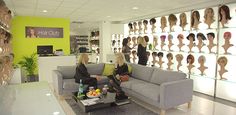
11,16 -> 70,63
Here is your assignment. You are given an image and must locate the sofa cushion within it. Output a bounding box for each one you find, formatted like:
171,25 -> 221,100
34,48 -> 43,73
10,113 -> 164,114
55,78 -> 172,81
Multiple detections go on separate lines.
102,64 -> 115,76
131,82 -> 160,102
131,64 -> 154,82
86,63 -> 104,75
57,66 -> 76,79
150,69 -> 187,85
63,79 -> 79,90
120,77 -> 146,89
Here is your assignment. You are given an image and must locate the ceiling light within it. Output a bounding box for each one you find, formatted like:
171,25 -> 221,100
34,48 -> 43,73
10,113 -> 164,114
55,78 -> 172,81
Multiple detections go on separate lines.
53,111 -> 60,115
46,93 -> 51,96
42,10 -> 48,13
106,16 -> 111,18
132,7 -> 138,10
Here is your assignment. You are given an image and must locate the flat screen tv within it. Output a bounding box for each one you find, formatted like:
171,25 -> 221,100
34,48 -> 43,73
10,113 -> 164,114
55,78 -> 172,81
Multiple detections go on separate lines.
37,45 -> 53,56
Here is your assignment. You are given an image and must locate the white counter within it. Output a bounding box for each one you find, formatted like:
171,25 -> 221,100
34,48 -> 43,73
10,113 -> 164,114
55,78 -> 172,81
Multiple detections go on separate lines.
38,56 -> 76,83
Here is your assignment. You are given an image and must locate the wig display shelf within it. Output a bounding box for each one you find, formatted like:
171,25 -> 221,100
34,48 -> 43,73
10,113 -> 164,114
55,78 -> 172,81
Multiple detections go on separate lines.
190,75 -> 215,96
216,80 -> 236,102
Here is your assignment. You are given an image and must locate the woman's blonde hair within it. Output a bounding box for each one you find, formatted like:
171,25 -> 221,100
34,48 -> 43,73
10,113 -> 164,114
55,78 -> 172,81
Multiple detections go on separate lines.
78,53 -> 88,65
138,37 -> 146,47
115,52 -> 126,66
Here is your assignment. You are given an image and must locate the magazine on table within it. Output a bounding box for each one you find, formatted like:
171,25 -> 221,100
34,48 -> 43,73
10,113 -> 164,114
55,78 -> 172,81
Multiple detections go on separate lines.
80,98 -> 100,106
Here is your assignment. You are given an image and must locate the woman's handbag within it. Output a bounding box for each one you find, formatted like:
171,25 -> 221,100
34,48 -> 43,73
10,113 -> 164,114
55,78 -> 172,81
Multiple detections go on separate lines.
120,75 -> 129,82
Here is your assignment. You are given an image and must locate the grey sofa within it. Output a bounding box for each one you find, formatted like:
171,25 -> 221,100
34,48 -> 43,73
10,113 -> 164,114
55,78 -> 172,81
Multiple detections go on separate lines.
121,64 -> 193,115
52,63 -> 109,96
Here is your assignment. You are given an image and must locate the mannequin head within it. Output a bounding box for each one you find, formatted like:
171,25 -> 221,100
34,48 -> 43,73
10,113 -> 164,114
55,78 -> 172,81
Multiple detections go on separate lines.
179,13 -> 187,27
150,18 -> 156,25
161,16 -> 167,27
177,34 -> 184,40
146,51 -> 150,57
217,56 -> 228,67
152,52 -> 157,58
204,8 -> 215,21
207,32 -> 215,41
167,53 -> 173,60
127,36 -> 131,42
219,5 -> 231,21
187,33 -> 195,41
144,35 -> 149,42
132,50 -> 137,56
223,32 -> 231,40
112,40 -> 116,46
160,35 -> 166,42
132,36 -> 137,43
168,34 -> 173,41
175,54 -> 183,62
143,20 -> 148,26
197,33 -> 206,41
128,23 -> 133,29
168,14 -> 177,26
198,55 -> 206,64
157,52 -> 164,58
138,21 -> 142,27
133,22 -> 137,27
191,10 -> 200,27
187,54 -> 195,64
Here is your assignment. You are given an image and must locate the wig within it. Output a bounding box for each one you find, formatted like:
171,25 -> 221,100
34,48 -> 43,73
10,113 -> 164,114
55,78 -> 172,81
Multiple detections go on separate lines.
168,34 -> 173,39
197,33 -> 206,40
207,32 -> 215,39
157,52 -> 164,57
160,35 -> 166,41
191,10 -> 200,27
175,54 -> 184,61
204,8 -> 215,21
223,32 -> 231,39
217,56 -> 228,66
219,5 -> 231,21
143,20 -> 148,25
179,13 -> 188,26
131,50 -> 137,55
138,21 -> 142,26
144,35 -> 149,42
168,14 -> 177,25
152,52 -> 158,56
166,53 -> 173,60
150,18 -> 156,25
177,34 -> 184,39
146,51 -> 150,57
187,54 -> 195,64
133,22 -> 137,26
128,23 -> 133,29
198,55 -> 206,63
187,33 -> 195,41
160,16 -> 167,27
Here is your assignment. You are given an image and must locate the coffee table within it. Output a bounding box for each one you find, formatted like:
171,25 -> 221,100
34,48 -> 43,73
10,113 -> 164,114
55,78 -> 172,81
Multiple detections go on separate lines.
73,92 -> 116,112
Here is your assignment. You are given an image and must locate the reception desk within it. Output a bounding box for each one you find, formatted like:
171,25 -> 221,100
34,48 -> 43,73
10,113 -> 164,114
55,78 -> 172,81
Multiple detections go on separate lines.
38,56 -> 76,83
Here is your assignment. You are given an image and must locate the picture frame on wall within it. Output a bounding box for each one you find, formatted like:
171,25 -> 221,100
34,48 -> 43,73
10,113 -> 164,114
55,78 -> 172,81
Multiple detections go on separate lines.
25,26 -> 64,38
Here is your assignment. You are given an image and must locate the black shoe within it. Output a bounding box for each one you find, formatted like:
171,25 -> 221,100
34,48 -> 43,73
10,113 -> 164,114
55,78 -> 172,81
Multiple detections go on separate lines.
107,88 -> 116,93
116,94 -> 128,101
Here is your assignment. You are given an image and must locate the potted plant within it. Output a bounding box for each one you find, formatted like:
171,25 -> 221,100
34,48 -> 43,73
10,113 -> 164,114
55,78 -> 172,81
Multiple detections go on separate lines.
18,53 -> 38,82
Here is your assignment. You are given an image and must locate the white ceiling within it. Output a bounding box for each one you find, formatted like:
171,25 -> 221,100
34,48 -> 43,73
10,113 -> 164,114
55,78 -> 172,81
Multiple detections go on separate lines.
3,0 -> 236,33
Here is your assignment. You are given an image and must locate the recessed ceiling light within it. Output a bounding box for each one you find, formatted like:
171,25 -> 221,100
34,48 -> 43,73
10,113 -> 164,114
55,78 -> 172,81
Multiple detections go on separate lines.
132,7 -> 138,10
46,93 -> 51,96
53,111 -> 60,115
42,10 -> 48,13
106,16 -> 111,18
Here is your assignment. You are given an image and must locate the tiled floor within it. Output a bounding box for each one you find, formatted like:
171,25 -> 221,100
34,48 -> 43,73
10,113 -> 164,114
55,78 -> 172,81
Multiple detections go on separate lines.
2,82 -> 235,115
57,92 -> 236,115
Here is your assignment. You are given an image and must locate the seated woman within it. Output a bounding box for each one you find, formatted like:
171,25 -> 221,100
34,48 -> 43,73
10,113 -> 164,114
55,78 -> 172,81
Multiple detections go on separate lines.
74,53 -> 101,89
108,53 -> 129,100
